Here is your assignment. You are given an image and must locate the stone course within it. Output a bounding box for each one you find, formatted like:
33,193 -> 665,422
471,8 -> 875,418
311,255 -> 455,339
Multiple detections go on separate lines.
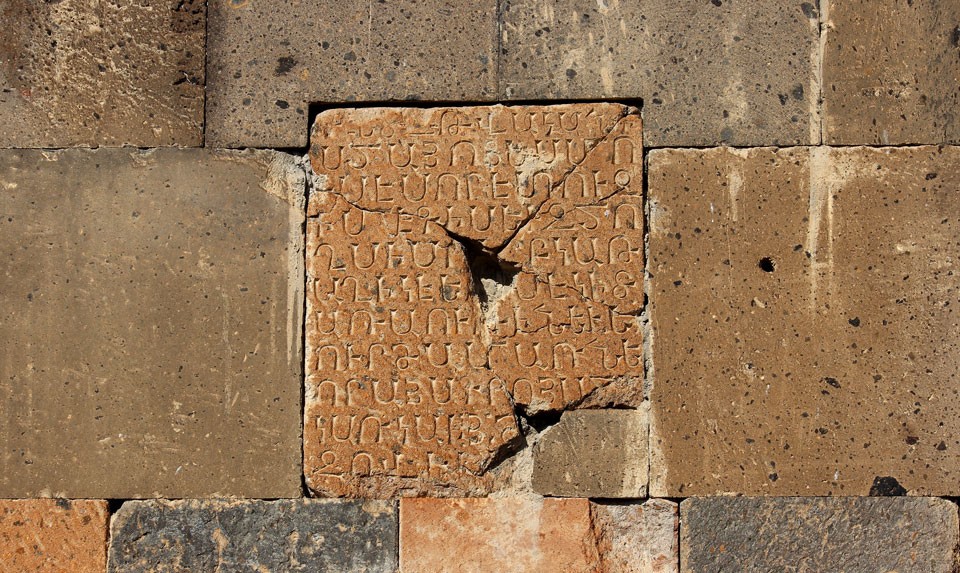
681,497 -> 959,573
649,145 -> 960,496
0,148 -> 304,498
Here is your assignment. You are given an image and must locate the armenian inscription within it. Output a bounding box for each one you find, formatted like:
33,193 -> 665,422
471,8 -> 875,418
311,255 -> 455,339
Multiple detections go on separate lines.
305,104 -> 643,497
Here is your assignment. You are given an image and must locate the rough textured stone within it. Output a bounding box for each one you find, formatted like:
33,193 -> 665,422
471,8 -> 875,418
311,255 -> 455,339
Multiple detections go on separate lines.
0,499 -> 108,572
207,1 -> 497,148
649,146 -> 960,496
109,499 -> 398,573
400,498 -> 600,573
0,0 -> 204,147
823,0 -> 960,144
500,0 -> 819,146
304,104 -> 644,497
592,500 -> 678,573
680,497 -> 959,573
0,149 -> 304,498
532,409 -> 647,497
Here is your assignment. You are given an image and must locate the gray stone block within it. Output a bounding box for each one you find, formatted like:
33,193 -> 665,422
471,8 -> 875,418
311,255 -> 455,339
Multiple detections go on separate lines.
109,499 -> 399,573
532,410 -> 647,498
680,497 -> 959,573
500,0 -> 819,146
0,0 -> 204,147
0,149 -> 304,498
206,0 -> 497,148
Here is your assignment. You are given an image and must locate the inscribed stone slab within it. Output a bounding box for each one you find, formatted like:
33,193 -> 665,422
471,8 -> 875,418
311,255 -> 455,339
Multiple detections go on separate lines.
0,149 -> 304,498
109,500 -> 398,573
649,146 -> 960,495
0,0 -> 203,147
823,0 -> 960,144
206,0 -> 497,148
304,104 -> 644,497
681,497 -> 959,573
500,0 -> 819,146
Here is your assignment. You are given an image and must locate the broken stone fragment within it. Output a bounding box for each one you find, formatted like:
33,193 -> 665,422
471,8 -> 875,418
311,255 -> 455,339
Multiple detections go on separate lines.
304,104 -> 644,497
532,409 -> 648,498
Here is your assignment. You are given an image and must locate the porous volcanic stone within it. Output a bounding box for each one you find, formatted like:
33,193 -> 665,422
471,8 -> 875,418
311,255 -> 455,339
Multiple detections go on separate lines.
304,104 -> 644,497
823,0 -> 960,144
109,499 -> 398,573
649,146 -> 960,496
532,409 -> 647,498
592,499 -> 679,573
0,149 -> 304,498
207,0 -> 497,147
400,498 -> 600,573
680,497 -> 959,573
0,499 -> 108,572
0,0 -> 204,147
500,0 -> 819,146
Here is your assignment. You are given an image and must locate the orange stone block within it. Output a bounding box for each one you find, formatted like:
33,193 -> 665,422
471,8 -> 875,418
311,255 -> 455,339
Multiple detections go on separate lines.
0,499 -> 108,572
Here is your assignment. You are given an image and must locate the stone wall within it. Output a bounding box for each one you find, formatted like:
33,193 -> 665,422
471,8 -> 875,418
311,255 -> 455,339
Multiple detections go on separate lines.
1,1 -> 959,571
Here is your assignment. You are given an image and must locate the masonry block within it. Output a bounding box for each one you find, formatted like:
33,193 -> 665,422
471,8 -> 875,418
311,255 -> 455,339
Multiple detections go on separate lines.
206,0 -> 497,147
109,499 -> 398,573
649,146 -> 960,495
0,0 -> 204,147
0,149 -> 304,498
532,409 -> 648,498
0,499 -> 108,572
500,0 -> 819,146
823,0 -> 960,144
680,497 -> 959,572
304,104 -> 644,497
592,499 -> 679,573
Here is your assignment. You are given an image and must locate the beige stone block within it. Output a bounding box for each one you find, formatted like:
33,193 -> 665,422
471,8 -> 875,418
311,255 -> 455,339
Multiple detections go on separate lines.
823,0 -> 960,144
593,500 -> 679,573
532,409 -> 648,498
0,499 -> 108,572
0,149 -> 304,498
0,0 -> 203,147
649,146 -> 960,495
304,104 -> 644,497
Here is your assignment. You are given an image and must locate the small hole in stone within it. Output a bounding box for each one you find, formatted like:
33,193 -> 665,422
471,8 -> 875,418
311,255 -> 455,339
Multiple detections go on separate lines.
758,257 -> 776,272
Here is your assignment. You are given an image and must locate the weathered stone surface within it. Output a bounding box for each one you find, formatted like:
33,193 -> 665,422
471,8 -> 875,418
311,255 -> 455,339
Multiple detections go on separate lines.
0,0 -> 203,147
0,149 -> 304,498
649,146 -> 960,495
680,497 -> 959,573
0,499 -> 108,572
400,498 -> 600,573
304,104 -> 644,497
823,0 -> 960,144
592,500 -> 678,573
109,499 -> 398,573
532,409 -> 647,498
500,0 -> 819,146
207,1 -> 497,148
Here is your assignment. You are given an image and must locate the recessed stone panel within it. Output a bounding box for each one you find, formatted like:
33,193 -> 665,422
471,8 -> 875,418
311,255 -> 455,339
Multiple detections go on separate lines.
649,146 -> 960,495
0,0 -> 204,147
0,149 -> 304,498
500,0 -> 819,146
304,104 -> 644,496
